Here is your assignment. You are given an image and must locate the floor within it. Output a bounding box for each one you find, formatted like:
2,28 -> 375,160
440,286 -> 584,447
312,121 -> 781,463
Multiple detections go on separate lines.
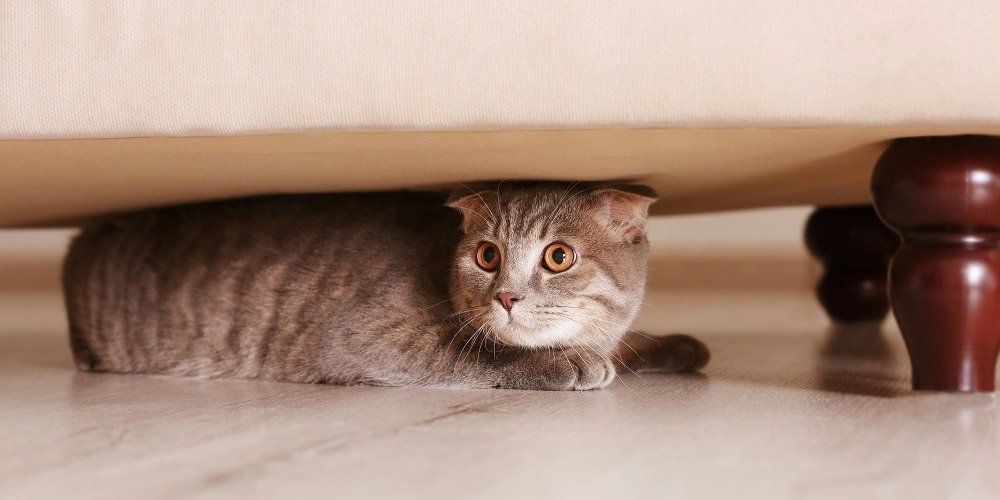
1,221 -> 998,500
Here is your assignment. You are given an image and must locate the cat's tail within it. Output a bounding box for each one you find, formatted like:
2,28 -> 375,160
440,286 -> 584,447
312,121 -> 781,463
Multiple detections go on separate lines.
613,332 -> 710,373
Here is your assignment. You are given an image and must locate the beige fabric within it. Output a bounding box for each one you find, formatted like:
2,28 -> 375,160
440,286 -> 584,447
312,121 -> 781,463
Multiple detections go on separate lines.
3,1 -> 1000,139
4,126 -> 1000,227
5,3 -> 1000,226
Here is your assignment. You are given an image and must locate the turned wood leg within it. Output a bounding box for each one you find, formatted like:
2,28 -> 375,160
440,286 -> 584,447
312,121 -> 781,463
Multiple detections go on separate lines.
805,206 -> 898,323
873,135 -> 1000,392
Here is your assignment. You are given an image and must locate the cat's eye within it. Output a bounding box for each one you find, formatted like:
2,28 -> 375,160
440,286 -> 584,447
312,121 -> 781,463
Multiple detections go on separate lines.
475,241 -> 501,272
542,242 -> 576,273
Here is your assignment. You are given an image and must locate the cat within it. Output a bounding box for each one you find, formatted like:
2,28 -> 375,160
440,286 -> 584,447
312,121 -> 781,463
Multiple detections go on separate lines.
62,182 -> 708,390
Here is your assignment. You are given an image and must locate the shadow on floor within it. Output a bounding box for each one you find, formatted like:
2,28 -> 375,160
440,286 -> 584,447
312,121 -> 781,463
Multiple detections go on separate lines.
816,323 -> 908,397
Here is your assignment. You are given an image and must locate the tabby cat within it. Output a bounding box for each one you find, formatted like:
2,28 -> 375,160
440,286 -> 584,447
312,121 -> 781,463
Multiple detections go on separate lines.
63,182 -> 708,390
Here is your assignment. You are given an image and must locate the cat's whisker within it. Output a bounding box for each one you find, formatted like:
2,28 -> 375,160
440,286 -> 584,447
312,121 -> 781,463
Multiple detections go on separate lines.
548,308 -> 632,349
447,320 -> 484,373
463,206 -> 497,228
458,183 -> 499,226
475,328 -> 495,365
550,183 -> 607,222
551,306 -> 656,347
615,337 -> 643,362
459,312 -> 488,333
542,303 -> 656,344
456,329 -> 478,365
444,306 -> 487,323
577,314 -> 643,360
572,329 -> 642,394
469,327 -> 489,365
559,349 -> 574,378
418,298 -> 452,312
613,373 -> 639,394
544,180 -> 582,229
450,312 -> 483,336
446,310 -> 490,353
449,305 -> 490,323
570,321 -> 642,395
584,322 -> 647,369
472,326 -> 488,365
550,311 -> 644,382
563,342 -> 590,381
494,178 -> 511,215
458,322 -> 488,366
476,327 -> 496,362
561,308 -> 658,342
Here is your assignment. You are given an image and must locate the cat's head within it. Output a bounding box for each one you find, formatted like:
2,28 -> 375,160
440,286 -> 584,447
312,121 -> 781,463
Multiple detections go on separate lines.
447,182 -> 656,350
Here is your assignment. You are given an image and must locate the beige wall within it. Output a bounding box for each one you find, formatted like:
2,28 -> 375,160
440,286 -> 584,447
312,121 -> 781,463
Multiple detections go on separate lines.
649,206 -> 810,252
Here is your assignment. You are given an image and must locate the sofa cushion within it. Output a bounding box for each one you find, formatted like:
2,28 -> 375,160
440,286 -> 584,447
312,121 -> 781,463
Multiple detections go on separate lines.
4,2 -> 1000,226
2,1 -> 1000,139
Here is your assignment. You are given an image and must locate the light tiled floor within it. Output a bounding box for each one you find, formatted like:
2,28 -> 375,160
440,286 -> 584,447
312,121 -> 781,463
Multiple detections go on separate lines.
1,227 -> 998,500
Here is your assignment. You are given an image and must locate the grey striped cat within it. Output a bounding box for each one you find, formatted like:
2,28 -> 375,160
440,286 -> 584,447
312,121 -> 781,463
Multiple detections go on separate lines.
63,182 -> 708,390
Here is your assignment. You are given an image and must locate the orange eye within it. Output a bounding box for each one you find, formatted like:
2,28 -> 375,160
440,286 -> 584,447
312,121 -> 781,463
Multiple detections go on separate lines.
475,242 -> 501,271
542,242 -> 576,273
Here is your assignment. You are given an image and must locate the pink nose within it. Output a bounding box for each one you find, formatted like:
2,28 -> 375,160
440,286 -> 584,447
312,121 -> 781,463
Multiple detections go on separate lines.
496,292 -> 520,311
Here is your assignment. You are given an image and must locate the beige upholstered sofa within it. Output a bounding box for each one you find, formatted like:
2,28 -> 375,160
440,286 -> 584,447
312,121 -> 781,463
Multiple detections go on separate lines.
3,1 -> 1000,391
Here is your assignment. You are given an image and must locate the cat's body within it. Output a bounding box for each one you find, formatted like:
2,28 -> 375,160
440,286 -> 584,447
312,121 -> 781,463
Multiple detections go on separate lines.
64,183 -> 708,390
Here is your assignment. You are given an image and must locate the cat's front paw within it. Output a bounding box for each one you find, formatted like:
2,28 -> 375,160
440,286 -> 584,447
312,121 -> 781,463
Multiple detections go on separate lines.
538,347 -> 616,391
487,346 -> 615,391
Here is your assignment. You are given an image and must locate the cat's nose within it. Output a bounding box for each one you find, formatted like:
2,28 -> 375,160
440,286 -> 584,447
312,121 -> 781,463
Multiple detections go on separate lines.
495,291 -> 521,312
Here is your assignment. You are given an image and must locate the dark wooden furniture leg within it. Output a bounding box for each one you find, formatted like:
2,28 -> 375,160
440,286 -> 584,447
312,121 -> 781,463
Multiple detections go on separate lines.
805,206 -> 898,323
873,135 -> 1000,392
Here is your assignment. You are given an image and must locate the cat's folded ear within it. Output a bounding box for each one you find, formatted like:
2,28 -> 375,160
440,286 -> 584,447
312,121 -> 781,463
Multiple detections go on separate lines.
588,184 -> 658,244
446,190 -> 494,233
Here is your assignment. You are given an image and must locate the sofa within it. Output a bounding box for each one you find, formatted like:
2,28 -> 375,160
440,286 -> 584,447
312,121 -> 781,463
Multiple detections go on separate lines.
3,1 -> 1000,391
